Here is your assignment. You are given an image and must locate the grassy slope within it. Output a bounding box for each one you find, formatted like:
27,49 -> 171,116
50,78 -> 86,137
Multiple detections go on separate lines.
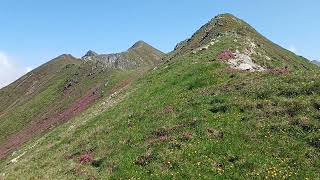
1,37 -> 319,179
124,41 -> 165,66
0,55 -> 81,113
85,41 -> 165,70
0,55 -> 149,153
0,55 -> 83,144
169,14 -> 314,71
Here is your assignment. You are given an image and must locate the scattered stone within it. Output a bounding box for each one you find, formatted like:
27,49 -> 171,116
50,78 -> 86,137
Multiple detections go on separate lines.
207,128 -> 224,139
269,67 -> 290,74
181,132 -> 193,141
265,55 -> 271,60
154,128 -> 170,138
217,48 -> 265,72
135,150 -> 154,166
10,152 -> 26,163
192,45 -> 210,54
218,49 -> 235,60
227,52 -> 265,72
227,155 -> 239,163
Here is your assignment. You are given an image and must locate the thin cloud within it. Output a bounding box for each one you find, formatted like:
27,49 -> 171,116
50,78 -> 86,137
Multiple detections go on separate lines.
0,51 -> 30,88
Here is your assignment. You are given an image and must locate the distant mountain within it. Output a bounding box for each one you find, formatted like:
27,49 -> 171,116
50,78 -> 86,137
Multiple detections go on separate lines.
0,42 -> 164,160
312,60 -> 320,66
82,41 -> 164,69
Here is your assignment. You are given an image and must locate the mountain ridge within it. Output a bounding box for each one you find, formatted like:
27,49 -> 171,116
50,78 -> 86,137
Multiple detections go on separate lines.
0,13 -> 319,179
82,41 -> 164,70
0,41 -> 164,160
167,13 -> 316,71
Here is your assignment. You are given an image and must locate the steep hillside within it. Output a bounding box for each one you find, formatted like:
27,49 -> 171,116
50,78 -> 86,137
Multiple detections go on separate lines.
0,54 -> 81,113
82,41 -> 164,69
0,42 -> 164,159
0,14 -> 319,179
0,55 -> 82,144
168,14 -> 315,71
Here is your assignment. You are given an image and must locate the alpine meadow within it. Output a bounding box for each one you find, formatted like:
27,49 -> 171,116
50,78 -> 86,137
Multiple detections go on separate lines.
0,8 -> 319,180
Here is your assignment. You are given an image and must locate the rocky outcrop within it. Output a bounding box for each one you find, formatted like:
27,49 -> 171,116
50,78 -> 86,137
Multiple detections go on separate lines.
82,41 -> 164,70
84,50 -> 98,58
82,51 -> 137,70
167,13 -> 315,71
227,51 -> 265,72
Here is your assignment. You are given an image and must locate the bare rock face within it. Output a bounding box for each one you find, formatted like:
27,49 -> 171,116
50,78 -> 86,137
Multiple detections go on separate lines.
82,52 -> 137,70
84,50 -> 98,57
82,50 -> 98,62
227,51 -> 265,72
82,41 -> 164,70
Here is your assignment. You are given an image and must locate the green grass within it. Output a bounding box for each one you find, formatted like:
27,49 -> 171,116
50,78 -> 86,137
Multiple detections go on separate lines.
0,55 -> 147,145
169,14 -> 315,71
0,55 -> 81,112
1,40 -> 319,179
0,60 -> 80,144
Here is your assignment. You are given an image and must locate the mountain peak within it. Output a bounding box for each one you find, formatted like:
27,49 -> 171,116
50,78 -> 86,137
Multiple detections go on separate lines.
168,13 -> 314,71
129,40 -> 150,50
55,54 -> 69,58
213,13 -> 238,20
168,13 -> 253,60
84,50 -> 98,57
217,13 -> 238,18
81,41 -> 164,69
81,50 -> 99,61
208,13 -> 252,36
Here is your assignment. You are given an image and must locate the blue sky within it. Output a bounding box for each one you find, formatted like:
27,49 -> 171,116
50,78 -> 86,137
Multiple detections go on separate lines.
0,0 -> 319,87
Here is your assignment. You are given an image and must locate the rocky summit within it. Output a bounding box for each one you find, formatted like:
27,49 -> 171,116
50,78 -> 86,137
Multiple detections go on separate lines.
82,41 -> 164,70
0,13 -> 319,180
82,51 -> 138,70
168,14 -> 313,72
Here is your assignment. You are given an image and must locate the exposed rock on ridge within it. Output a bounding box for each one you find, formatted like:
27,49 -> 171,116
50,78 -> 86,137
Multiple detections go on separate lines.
168,13 -> 315,72
82,51 -> 137,70
82,41 -> 164,70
